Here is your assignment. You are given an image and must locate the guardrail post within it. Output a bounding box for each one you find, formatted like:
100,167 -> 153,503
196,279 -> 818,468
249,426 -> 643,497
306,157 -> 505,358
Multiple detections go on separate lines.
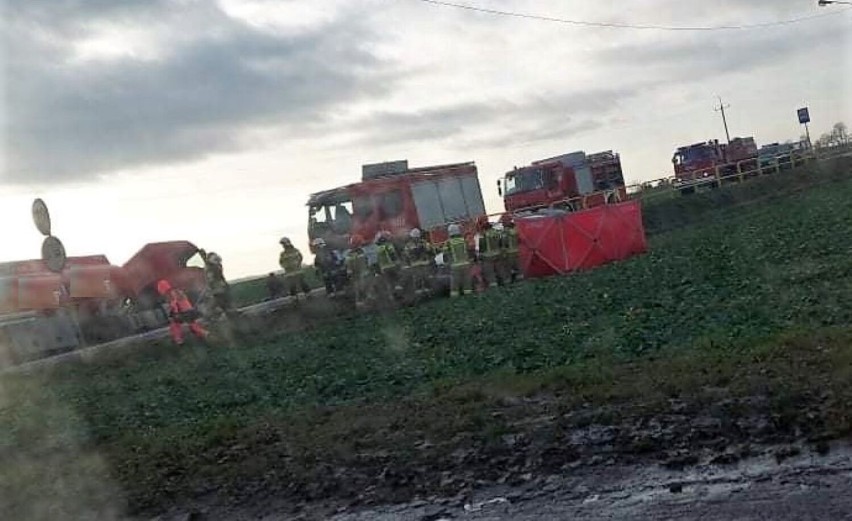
737,161 -> 744,183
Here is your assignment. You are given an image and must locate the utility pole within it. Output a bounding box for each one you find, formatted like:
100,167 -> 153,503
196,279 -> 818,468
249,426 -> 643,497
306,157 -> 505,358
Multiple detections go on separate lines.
714,96 -> 731,144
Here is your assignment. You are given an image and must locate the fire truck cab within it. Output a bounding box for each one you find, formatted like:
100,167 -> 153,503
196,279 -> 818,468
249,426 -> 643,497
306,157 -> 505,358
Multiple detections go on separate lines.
673,137 -> 758,186
499,150 -> 627,213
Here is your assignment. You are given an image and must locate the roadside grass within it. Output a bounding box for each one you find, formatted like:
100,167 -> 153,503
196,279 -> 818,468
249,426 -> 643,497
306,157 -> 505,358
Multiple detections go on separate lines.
230,268 -> 324,308
1,158 -> 852,516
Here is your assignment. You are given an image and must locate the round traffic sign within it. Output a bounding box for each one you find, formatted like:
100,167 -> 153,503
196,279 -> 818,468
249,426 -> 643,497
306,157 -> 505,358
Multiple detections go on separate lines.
42,236 -> 67,273
32,198 -> 52,237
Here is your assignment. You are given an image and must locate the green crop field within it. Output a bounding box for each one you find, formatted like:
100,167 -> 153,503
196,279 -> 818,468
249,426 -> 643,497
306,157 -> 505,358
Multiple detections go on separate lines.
2,158 -> 852,519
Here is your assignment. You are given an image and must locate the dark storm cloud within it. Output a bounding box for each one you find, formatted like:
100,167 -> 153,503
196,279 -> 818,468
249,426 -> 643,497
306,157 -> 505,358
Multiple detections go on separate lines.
353,87 -> 636,149
2,1 -> 389,183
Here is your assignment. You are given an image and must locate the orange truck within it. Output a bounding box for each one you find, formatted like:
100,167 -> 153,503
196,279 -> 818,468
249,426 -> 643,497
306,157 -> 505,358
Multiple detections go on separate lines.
0,241 -> 206,365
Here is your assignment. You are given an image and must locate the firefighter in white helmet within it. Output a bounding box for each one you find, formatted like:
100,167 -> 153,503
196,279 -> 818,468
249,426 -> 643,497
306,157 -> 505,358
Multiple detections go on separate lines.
443,223 -> 474,297
312,237 -> 343,296
279,237 -> 311,299
401,227 -> 434,302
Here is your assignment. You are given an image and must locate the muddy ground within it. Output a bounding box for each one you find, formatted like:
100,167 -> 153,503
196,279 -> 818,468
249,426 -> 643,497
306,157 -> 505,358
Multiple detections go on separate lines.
331,443 -> 852,521
140,330 -> 852,520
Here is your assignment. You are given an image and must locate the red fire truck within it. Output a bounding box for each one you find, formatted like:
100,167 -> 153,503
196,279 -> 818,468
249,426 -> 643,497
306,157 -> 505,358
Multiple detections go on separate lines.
307,160 -> 487,249
498,150 -> 627,213
672,137 -> 758,191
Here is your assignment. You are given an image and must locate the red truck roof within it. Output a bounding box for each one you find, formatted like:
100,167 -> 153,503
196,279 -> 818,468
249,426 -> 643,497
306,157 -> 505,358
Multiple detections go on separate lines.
307,162 -> 476,206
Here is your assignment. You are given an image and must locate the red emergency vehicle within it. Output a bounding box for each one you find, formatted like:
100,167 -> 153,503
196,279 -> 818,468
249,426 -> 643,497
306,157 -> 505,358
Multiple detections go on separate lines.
498,150 -> 627,213
672,137 -> 758,189
307,160 -> 487,249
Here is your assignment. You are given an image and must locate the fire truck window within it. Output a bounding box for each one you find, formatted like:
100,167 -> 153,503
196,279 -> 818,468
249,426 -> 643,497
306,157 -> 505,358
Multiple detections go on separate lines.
330,201 -> 353,233
545,169 -> 557,188
310,205 -> 329,224
379,190 -> 403,219
353,196 -> 373,219
185,252 -> 206,269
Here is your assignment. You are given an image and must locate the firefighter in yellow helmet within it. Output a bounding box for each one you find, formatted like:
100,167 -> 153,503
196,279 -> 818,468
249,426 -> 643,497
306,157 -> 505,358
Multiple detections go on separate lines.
443,223 -> 475,297
279,237 -> 311,299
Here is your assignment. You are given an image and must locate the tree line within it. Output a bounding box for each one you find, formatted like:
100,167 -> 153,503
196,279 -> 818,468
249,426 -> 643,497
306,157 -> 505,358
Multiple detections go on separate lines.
814,122 -> 849,149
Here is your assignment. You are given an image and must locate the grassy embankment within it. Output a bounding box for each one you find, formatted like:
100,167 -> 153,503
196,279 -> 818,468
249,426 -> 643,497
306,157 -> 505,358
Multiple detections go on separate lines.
1,158 -> 851,518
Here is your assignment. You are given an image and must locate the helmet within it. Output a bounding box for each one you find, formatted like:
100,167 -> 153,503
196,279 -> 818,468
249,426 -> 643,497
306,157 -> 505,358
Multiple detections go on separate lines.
409,228 -> 422,240
349,234 -> 365,248
447,223 -> 462,237
375,230 -> 391,243
280,236 -> 292,246
207,252 -> 222,265
156,279 -> 172,295
493,222 -> 504,232
311,238 -> 326,248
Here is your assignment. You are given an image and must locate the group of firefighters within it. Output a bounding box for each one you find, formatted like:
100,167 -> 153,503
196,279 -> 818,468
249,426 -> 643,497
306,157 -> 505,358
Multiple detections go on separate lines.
277,214 -> 521,306
156,215 -> 520,345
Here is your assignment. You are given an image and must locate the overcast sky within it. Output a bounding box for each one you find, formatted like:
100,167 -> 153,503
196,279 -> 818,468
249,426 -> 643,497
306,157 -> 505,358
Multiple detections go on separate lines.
1,0 -> 850,278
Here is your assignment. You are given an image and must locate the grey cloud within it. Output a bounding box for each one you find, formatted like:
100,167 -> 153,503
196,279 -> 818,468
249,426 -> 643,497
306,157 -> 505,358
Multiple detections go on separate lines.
352,87 -> 636,149
2,2 -> 390,183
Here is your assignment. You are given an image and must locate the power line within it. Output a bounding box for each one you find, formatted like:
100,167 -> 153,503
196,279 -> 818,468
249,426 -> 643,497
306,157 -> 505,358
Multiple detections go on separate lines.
414,0 -> 850,31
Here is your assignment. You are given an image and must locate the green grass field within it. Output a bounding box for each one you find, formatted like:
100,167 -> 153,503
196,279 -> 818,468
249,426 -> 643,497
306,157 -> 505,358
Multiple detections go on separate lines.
2,158 -> 852,518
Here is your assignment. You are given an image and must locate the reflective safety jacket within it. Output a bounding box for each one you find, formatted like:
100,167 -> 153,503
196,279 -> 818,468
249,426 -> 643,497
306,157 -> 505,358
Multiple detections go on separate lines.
403,239 -> 433,267
346,249 -> 369,278
478,229 -> 503,259
376,243 -> 400,272
279,247 -> 304,273
444,236 -> 472,267
165,288 -> 199,322
502,228 -> 519,253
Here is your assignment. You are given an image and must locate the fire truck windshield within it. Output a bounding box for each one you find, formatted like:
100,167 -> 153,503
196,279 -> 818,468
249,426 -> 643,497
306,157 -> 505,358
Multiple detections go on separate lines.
309,200 -> 354,234
504,168 -> 545,196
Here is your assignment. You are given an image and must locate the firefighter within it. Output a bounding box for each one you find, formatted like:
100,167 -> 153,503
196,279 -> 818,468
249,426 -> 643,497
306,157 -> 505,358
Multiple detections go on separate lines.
157,279 -> 208,346
499,214 -> 521,283
312,238 -> 342,296
345,234 -> 374,308
401,227 -> 434,301
198,249 -> 236,319
374,230 -> 402,301
477,218 -> 505,288
444,223 -> 475,297
279,237 -> 311,299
